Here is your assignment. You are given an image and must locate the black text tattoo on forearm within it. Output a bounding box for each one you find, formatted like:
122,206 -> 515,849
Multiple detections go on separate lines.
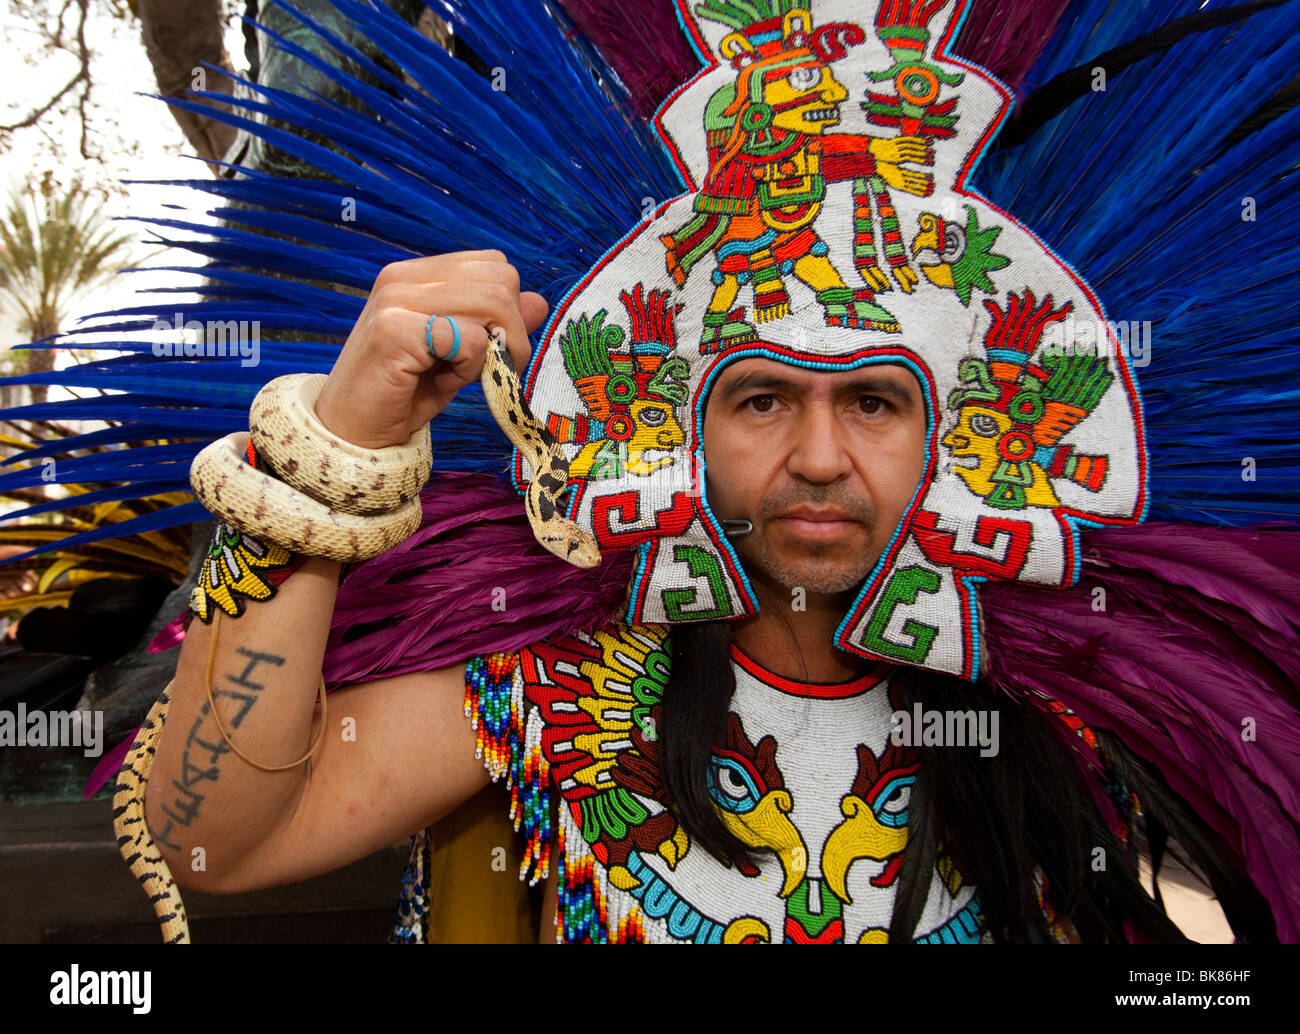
154,647 -> 285,851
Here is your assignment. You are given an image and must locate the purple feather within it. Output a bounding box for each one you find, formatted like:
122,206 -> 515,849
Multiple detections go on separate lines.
952,0 -> 1074,99
982,521 -> 1300,941
323,473 -> 637,687
558,0 -> 699,120
558,0 -> 1073,122
82,733 -> 134,800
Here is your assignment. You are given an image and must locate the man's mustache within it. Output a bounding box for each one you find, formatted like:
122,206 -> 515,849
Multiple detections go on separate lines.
755,488 -> 877,526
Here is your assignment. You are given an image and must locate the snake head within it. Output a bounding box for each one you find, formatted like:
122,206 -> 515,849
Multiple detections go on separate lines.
565,534 -> 603,569
541,524 -> 601,569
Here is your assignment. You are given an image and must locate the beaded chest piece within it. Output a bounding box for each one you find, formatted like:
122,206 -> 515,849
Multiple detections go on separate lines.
465,623 -> 985,944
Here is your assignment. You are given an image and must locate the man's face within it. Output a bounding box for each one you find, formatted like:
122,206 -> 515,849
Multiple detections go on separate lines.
702,357 -> 928,598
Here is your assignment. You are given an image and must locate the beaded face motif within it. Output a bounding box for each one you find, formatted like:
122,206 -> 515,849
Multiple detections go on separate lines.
514,0 -> 1146,679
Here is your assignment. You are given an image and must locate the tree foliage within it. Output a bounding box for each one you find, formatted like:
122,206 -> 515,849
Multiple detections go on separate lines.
0,172 -> 135,402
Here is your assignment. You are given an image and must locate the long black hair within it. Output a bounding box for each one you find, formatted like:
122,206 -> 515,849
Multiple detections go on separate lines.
657,618 -> 1276,943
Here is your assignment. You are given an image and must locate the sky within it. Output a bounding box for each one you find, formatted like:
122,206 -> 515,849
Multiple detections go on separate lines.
0,2 -> 246,355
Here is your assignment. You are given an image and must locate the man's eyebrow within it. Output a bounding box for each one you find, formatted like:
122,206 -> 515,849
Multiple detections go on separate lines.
713,371 -> 790,404
715,370 -> 919,406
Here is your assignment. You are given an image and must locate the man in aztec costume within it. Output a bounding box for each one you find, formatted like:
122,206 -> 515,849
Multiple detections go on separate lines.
5,0 -> 1299,944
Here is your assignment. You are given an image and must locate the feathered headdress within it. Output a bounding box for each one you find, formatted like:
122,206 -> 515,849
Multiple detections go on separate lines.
5,0 -> 1299,940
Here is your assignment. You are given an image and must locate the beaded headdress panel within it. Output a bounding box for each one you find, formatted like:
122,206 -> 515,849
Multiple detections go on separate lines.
512,0 -> 1147,680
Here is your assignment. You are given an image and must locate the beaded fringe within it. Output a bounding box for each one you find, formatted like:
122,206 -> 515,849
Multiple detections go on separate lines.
1032,867 -> 1071,945
390,826 -> 433,944
556,808 -> 647,944
464,652 -> 553,886
1031,697 -> 1141,943
1041,696 -> 1139,849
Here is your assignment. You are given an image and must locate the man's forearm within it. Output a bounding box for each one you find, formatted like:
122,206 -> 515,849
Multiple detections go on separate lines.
144,554 -> 340,889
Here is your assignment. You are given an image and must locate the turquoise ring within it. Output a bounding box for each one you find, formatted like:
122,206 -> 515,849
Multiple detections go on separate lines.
425,313 -> 460,361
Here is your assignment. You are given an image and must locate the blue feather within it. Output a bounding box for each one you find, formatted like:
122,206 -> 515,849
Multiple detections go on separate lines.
975,0 -> 1300,525
1,424 -> 196,465
3,0 -> 1296,558
0,481 -> 187,522
0,502 -> 212,566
